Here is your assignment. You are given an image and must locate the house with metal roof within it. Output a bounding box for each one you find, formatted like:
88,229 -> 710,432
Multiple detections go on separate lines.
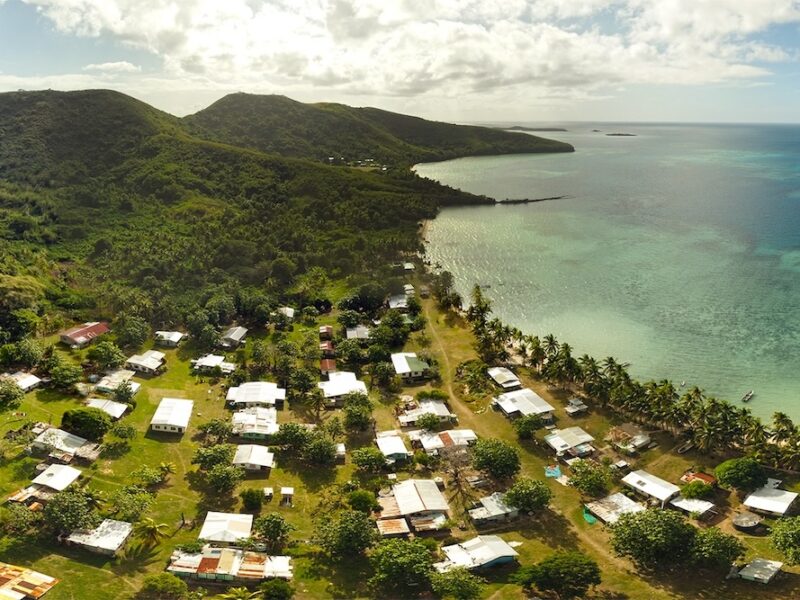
377,479 -> 450,532
388,294 -> 409,312
125,349 -> 166,375
32,428 -> 88,456
67,519 -> 133,556
669,495 -> 716,519
168,545 -> 293,582
398,398 -> 455,427
375,431 -> 412,463
493,388 -> 555,421
435,536 -> 519,572
607,423 -> 651,455
231,407 -> 279,439
9,464 -> 83,505
346,324 -> 371,341
192,354 -> 236,375
150,398 -> 194,434
376,518 -> 411,537
226,381 -> 286,408
233,444 -> 274,471
622,470 -> 680,507
744,484 -> 799,517
198,512 -> 253,545
275,306 -> 295,320
220,326 -> 248,349
469,492 -> 519,525
391,352 -> 430,380
544,427 -> 595,457
487,367 -> 521,390
86,398 -> 128,420
318,371 -> 367,405
585,492 -> 645,524
408,429 -> 477,455
1,371 -> 41,393
95,369 -> 141,395
59,322 -> 109,348
155,330 -> 185,347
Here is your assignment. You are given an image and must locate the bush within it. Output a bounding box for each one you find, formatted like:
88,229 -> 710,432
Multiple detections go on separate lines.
61,407 -> 112,441
348,489 -> 379,513
138,573 -> 188,599
771,516 -> 800,564
505,477 -> 552,512
240,488 -> 264,512
714,457 -> 766,493
260,578 -> 294,600
471,438 -> 520,480
512,551 -> 600,598
0,379 -> 24,411
513,414 -> 542,440
681,479 -> 714,499
415,412 -> 441,431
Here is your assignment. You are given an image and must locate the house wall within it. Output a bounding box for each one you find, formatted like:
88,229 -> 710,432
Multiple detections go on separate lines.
151,424 -> 185,433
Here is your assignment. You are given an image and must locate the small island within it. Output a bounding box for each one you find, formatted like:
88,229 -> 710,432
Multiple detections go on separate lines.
502,125 -> 568,132
606,133 -> 637,137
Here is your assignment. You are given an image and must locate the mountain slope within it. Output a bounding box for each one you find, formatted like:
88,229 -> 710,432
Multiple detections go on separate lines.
0,89 -> 181,185
183,93 -> 573,164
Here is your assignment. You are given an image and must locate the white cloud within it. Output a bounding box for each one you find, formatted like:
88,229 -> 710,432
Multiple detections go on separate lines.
14,0 -> 800,114
83,61 -> 141,73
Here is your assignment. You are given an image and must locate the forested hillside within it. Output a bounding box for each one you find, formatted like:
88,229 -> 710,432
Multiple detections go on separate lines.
183,93 -> 574,164
0,88 -> 568,342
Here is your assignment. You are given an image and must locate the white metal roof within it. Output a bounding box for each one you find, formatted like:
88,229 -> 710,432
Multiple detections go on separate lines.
86,397 -> 128,419
96,369 -> 140,394
193,354 -> 236,373
346,325 -> 371,340
277,306 -> 295,319
388,294 -> 409,310
391,352 -> 429,375
233,444 -> 275,468
739,558 -> 783,583
231,407 -> 279,435
436,535 -> 518,572
2,371 -> 41,392
33,428 -> 87,453
376,431 -> 410,457
487,367 -> 520,388
125,350 -> 165,371
544,427 -> 595,452
67,519 -> 132,553
469,492 -> 517,520
150,398 -> 194,429
495,388 -> 554,416
392,479 -> 449,515
622,470 -> 680,502
408,429 -> 477,453
155,330 -> 184,343
585,492 -> 646,524
399,399 -> 453,425
744,486 -> 799,515
222,326 -> 248,342
318,371 -> 367,398
227,381 -> 286,405
198,512 -> 253,543
31,464 -> 81,491
669,495 -> 715,515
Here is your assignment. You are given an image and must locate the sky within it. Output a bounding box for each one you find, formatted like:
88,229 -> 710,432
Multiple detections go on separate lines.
0,0 -> 799,123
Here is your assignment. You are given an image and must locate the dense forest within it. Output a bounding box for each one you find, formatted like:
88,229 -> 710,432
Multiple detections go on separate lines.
0,89 -> 571,343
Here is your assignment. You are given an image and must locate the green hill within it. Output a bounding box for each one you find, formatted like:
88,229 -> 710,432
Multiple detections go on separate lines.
183,92 -> 574,164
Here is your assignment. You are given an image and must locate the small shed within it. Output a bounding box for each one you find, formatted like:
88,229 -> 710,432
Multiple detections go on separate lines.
738,558 -> 783,584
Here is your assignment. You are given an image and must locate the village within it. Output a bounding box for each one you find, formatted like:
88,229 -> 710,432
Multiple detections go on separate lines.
0,262 -> 798,600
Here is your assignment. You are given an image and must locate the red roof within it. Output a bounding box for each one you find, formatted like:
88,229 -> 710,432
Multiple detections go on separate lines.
61,322 -> 110,344
681,471 -> 716,485
320,359 -> 337,372
319,341 -> 334,351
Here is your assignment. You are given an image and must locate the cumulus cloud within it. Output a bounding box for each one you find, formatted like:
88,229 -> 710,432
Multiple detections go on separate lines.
17,0 -> 800,106
83,61 -> 142,73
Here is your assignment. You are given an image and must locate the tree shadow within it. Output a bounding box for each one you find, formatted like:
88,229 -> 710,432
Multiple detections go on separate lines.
511,510 -> 581,551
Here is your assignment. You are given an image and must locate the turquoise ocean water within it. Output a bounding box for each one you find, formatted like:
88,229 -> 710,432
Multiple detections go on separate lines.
417,124 -> 800,420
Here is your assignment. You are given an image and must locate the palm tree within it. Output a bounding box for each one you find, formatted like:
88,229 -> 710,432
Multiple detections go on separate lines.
543,334 -> 559,358
217,588 -> 258,600
158,462 -> 177,481
135,517 -> 169,547
80,487 -> 105,511
772,412 -> 797,442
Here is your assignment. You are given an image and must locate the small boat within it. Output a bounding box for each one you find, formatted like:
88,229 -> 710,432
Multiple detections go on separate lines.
741,390 -> 754,403
680,380 -> 686,387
